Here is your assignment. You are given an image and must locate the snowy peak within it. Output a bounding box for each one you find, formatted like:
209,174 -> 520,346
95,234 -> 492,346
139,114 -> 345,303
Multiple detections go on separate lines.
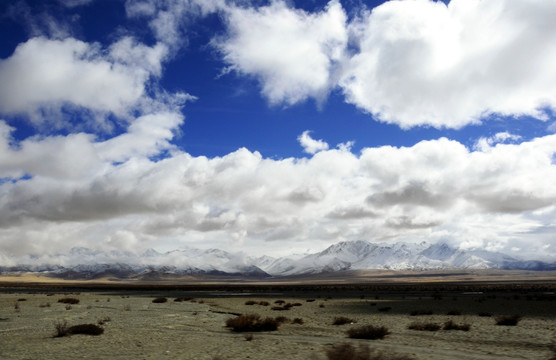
2,240 -> 555,278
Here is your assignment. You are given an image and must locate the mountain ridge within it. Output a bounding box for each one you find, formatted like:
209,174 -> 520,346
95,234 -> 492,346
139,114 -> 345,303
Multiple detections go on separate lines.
1,240 -> 555,279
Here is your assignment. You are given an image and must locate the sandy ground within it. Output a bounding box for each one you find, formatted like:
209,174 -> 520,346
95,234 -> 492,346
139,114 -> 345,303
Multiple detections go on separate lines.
1,287 -> 555,360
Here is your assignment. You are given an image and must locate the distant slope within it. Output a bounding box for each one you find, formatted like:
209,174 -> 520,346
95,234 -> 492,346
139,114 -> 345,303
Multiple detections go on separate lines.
1,240 -> 555,279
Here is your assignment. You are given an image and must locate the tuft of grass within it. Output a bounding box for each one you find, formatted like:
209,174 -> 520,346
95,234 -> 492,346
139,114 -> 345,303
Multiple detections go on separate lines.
274,300 -> 286,305
58,297 -> 79,304
123,304 -> 131,311
17,298 -> 27,302
39,303 -> 51,308
292,318 -> 304,325
346,325 -> 390,340
443,320 -> 470,331
225,314 -> 280,332
65,305 -> 72,310
152,297 -> 168,303
258,301 -> 270,306
333,317 -> 355,326
245,300 -> 257,305
271,306 -> 290,311
408,322 -> 441,331
244,333 -> 254,341
495,315 -> 521,326
410,310 -> 433,316
326,342 -> 415,360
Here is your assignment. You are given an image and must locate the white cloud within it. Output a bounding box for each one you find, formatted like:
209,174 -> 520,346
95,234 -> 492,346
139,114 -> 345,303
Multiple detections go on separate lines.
214,0 -> 348,105
298,130 -> 329,154
0,36 -> 167,125
340,0 -> 556,128
473,131 -> 522,151
2,132 -> 556,258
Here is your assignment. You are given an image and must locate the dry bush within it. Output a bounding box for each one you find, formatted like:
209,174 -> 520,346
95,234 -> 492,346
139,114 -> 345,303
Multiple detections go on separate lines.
54,320 -> 69,337
443,320 -> 470,331
495,315 -> 521,326
67,324 -> 104,336
408,322 -> 441,331
39,303 -> 51,308
326,343 -> 414,360
58,297 -> 79,304
123,304 -> 131,311
333,317 -> 355,325
258,301 -> 270,306
292,318 -> 304,325
274,300 -> 286,304
65,305 -> 72,310
152,297 -> 168,303
291,303 -> 303,307
446,310 -> 461,316
478,312 -> 492,317
245,300 -> 257,305
346,325 -> 390,340
174,297 -> 193,302
271,306 -> 290,311
244,334 -> 253,341
97,316 -> 111,325
17,298 -> 27,302
378,307 -> 392,313
225,314 -> 280,332
306,299 -> 316,302
275,316 -> 290,324
410,310 -> 433,316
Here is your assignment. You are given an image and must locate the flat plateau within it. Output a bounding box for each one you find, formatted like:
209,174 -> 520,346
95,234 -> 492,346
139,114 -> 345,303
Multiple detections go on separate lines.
1,271 -> 555,359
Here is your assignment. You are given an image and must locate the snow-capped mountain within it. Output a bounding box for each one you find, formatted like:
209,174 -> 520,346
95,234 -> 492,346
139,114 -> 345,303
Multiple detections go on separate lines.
1,240 -> 555,279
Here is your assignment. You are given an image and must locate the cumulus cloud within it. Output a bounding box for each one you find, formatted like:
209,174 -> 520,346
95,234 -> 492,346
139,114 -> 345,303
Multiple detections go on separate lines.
2,132 -> 556,258
339,0 -> 556,128
214,0 -> 348,105
298,130 -> 329,154
0,37 -> 167,126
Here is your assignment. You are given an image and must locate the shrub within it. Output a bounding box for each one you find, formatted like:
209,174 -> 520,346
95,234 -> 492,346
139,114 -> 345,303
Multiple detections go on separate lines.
54,320 -> 69,337
245,300 -> 257,305
123,304 -> 131,311
333,317 -> 355,325
410,310 -> 433,316
271,306 -> 289,311
17,298 -> 27,302
478,312 -> 492,317
446,310 -> 461,316
274,300 -> 286,305
292,318 -> 304,325
378,307 -> 392,313
97,316 -> 111,325
258,301 -> 270,306
346,325 -> 390,340
408,322 -> 441,331
495,315 -> 521,326
174,297 -> 193,302
68,324 -> 104,336
443,320 -> 470,331
152,297 -> 168,303
291,303 -> 303,307
54,320 -> 104,337
244,334 -> 253,341
306,299 -> 315,302
326,342 -> 415,360
58,298 -> 79,304
225,314 -> 280,332
275,316 -> 290,324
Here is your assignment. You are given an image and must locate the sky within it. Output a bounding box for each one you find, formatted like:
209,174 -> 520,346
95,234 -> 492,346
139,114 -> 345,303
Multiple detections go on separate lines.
1,0 -> 556,264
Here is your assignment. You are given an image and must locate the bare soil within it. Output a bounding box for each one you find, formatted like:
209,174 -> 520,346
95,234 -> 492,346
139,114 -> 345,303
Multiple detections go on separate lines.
0,277 -> 555,359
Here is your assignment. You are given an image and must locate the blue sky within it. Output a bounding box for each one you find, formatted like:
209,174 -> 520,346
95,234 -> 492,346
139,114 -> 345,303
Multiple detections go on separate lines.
1,0 -> 556,263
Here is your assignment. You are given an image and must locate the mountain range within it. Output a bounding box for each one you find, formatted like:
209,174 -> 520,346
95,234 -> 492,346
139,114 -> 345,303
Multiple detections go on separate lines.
1,240 -> 555,280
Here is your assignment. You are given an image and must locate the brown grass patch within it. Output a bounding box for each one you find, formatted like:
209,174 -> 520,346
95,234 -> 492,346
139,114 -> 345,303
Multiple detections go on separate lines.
346,325 -> 390,340
225,314 -> 280,332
